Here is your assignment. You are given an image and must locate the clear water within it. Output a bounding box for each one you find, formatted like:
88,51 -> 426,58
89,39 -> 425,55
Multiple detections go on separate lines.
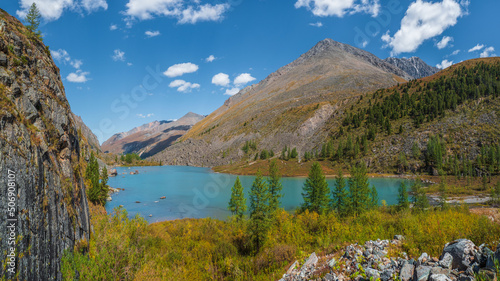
106,166 -> 411,223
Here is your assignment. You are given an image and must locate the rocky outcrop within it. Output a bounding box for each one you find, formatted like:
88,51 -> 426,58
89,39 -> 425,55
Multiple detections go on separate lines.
384,57 -> 439,79
0,9 -> 90,280
72,113 -> 100,153
280,237 -> 497,281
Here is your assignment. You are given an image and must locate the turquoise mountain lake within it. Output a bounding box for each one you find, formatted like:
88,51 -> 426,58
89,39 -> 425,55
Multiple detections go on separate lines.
106,166 -> 411,223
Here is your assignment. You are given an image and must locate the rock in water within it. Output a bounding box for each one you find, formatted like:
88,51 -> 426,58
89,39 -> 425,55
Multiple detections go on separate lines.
441,239 -> 477,271
0,9 -> 90,280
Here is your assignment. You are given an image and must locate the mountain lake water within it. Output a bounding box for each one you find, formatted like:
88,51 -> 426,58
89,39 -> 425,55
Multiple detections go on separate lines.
106,165 -> 412,223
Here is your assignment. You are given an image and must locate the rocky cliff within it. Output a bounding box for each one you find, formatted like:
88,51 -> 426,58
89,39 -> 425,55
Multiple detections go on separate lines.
73,113 -> 101,153
0,9 -> 90,280
384,57 -> 439,79
102,112 -> 204,158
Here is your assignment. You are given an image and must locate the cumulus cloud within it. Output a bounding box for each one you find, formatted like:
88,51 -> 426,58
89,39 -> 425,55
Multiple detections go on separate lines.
137,113 -> 154,118
480,47 -> 495,58
17,0 -> 107,21
81,0 -> 108,12
212,73 -> 230,87
234,73 -> 256,86
468,44 -> 484,52
450,49 -> 460,56
112,49 -> 126,61
224,87 -> 240,96
145,30 -> 160,37
437,36 -> 453,49
124,0 -> 229,25
169,79 -> 200,92
382,0 -> 466,55
51,49 -> 71,63
436,59 -> 453,69
67,70 -> 90,83
70,59 -> 83,69
110,24 -> 118,30
295,0 -> 380,18
206,55 -> 216,62
51,49 -> 83,69
309,21 -> 323,27
163,62 -> 199,77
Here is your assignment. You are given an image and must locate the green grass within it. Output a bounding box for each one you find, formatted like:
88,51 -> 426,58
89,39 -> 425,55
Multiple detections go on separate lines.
62,206 -> 500,281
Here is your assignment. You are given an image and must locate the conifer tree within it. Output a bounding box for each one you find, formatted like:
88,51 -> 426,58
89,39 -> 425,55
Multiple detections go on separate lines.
370,185 -> 379,209
411,178 -> 429,210
268,160 -> 283,212
25,3 -> 42,39
249,170 -> 270,251
438,177 -> 449,209
348,163 -> 371,215
301,162 -> 330,214
397,181 -> 410,210
331,169 -> 349,216
228,177 -> 247,220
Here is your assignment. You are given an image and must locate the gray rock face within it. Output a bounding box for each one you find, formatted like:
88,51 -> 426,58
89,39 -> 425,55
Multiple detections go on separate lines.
384,57 -> 439,79
415,265 -> 433,281
400,262 -> 415,281
0,9 -> 90,280
441,239 -> 477,271
429,274 -> 452,281
439,252 -> 453,269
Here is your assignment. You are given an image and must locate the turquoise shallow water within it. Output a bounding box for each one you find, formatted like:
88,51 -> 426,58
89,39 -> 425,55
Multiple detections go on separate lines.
106,165 -> 411,223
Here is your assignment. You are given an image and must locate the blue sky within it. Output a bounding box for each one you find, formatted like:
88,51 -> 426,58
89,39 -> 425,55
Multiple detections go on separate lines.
1,0 -> 498,143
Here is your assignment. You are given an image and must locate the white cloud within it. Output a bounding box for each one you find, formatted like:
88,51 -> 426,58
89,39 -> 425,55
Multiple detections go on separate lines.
234,73 -> 256,86
163,62 -> 199,77
17,0 -> 107,21
437,36 -> 453,49
145,30 -> 160,37
309,21 -> 323,27
70,59 -> 83,69
169,79 -> 200,93
206,55 -> 216,62
295,0 -> 380,18
110,24 -> 118,30
450,49 -> 460,56
112,49 -> 126,61
51,49 -> 84,69
382,0 -> 465,55
137,113 -> 154,118
468,44 -> 484,52
127,62 -> 133,66
178,4 -> 229,24
124,0 -> 229,25
67,70 -> 90,83
361,40 -> 368,48
51,49 -> 71,62
81,0 -> 108,12
480,47 -> 495,58
224,87 -> 240,96
436,59 -> 453,69
212,73 -> 230,87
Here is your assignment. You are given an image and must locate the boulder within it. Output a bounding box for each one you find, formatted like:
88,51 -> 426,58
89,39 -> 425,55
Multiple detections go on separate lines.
415,266 -> 432,281
429,274 -> 452,281
400,262 -> 415,281
300,252 -> 318,272
477,268 -> 497,281
439,252 -> 453,269
365,268 -> 380,280
287,260 -> 298,274
109,169 -> 118,177
418,253 -> 429,266
441,239 -> 477,271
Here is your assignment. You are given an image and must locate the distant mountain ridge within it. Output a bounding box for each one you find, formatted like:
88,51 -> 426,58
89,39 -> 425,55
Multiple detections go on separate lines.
151,38 -> 422,167
102,112 -> 204,158
384,57 -> 439,79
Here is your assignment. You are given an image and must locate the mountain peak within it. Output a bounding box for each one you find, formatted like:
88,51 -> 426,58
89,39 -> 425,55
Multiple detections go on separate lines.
383,57 -> 439,79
